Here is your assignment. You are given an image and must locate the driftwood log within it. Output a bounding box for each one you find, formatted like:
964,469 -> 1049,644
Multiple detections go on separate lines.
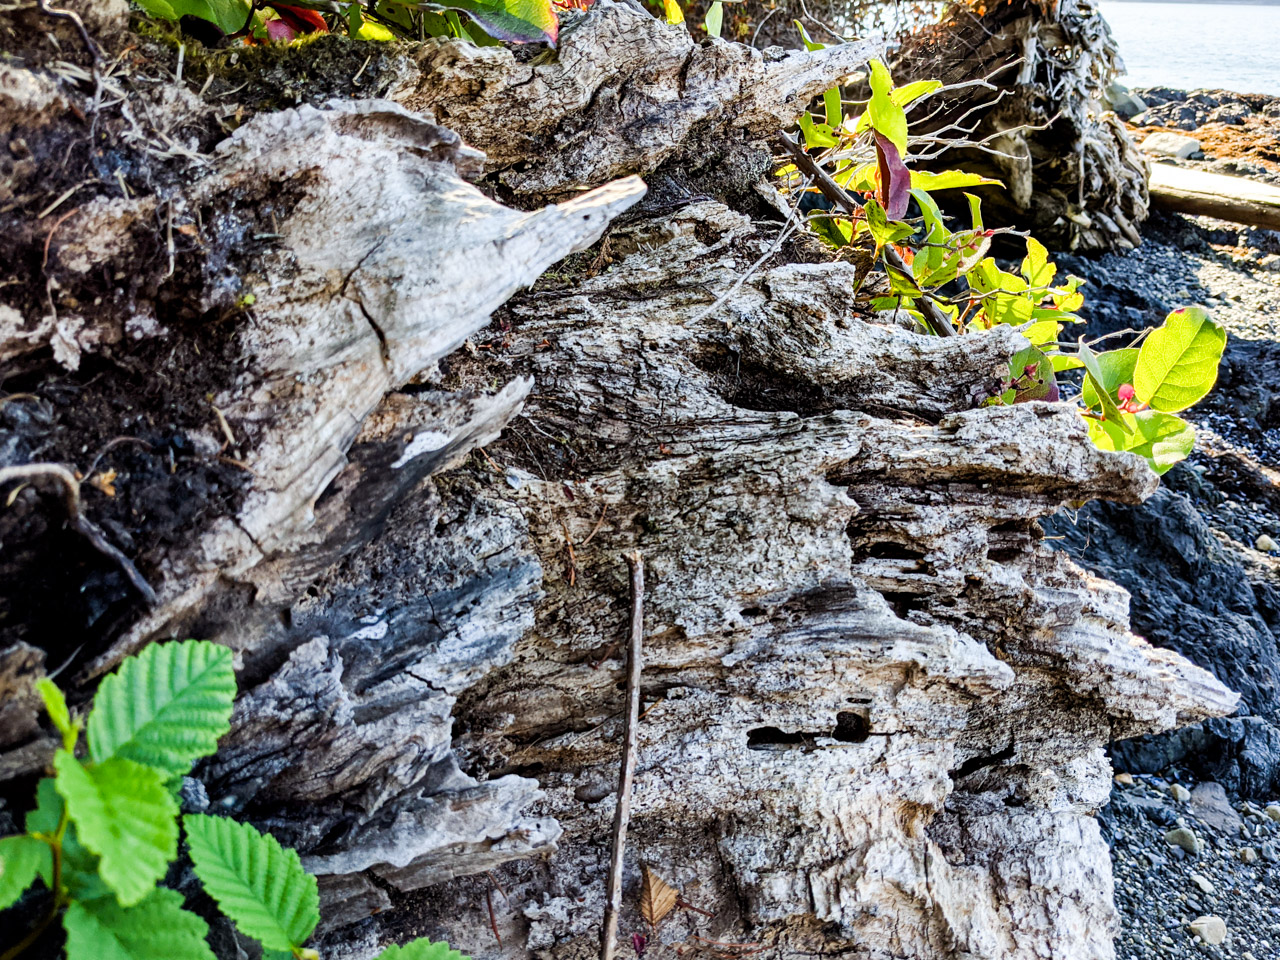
0,3 -> 1237,959
893,0 -> 1150,253
1148,162 -> 1280,231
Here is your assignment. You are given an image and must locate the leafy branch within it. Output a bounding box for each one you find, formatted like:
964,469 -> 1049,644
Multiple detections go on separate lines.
0,641 -> 470,960
777,56 -> 1226,476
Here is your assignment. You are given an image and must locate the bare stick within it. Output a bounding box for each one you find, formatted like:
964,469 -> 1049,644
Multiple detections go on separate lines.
777,131 -> 956,338
600,551 -> 645,960
0,464 -> 158,605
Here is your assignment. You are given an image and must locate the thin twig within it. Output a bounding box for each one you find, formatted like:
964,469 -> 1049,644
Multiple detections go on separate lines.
0,464 -> 157,605
777,131 -> 955,337
599,551 -> 645,960
485,886 -> 502,947
581,502 -> 609,546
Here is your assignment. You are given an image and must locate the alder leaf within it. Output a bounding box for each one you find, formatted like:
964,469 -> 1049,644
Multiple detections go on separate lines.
62,887 -> 216,960
88,639 -> 237,778
54,751 -> 178,906
184,814 -> 319,952
639,865 -> 678,927
0,835 -> 50,909
374,938 -> 470,960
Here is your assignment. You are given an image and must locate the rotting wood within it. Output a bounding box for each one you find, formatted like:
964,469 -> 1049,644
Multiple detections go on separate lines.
1148,162 -> 1280,231
600,550 -> 645,960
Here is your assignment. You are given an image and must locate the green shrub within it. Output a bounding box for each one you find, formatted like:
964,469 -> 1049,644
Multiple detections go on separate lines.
0,640 -> 467,960
779,54 -> 1226,476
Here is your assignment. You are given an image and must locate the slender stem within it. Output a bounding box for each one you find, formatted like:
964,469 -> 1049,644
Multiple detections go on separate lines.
599,551 -> 645,960
777,131 -> 956,338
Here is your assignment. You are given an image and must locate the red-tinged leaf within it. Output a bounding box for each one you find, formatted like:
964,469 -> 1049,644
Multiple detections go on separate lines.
265,17 -> 296,39
273,3 -> 328,32
874,131 -> 910,220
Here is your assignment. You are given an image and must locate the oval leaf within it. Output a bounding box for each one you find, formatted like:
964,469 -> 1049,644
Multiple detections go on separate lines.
1133,307 -> 1226,413
88,640 -> 237,778
184,814 -> 319,952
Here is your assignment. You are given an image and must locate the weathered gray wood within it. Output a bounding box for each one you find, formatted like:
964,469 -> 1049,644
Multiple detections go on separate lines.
1149,162 -> 1280,231
0,10 -> 1241,960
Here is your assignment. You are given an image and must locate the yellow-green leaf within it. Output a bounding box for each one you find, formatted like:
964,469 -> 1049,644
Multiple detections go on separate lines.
1133,306 -> 1226,413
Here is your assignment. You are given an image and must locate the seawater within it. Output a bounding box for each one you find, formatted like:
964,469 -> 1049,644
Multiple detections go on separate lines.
1098,0 -> 1280,97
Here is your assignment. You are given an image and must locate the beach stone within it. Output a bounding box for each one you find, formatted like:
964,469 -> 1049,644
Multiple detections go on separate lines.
1266,804 -> 1280,821
1190,872 -> 1215,894
1171,783 -> 1192,803
1257,533 -> 1279,552
1116,772 -> 1135,785
1141,132 -> 1202,159
1241,846 -> 1260,863
1188,916 -> 1227,945
1191,782 -> 1245,833
1166,827 -> 1202,854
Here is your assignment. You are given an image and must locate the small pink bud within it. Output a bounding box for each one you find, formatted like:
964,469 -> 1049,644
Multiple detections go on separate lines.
1117,383 -> 1135,402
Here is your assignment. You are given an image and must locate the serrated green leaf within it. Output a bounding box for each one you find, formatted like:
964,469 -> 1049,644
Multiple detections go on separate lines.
36,678 -> 77,750
88,640 -> 237,778
1133,306 -> 1226,413
55,752 -> 177,906
375,938 -> 471,960
0,835 -> 50,909
867,59 -> 908,156
25,778 -> 110,901
1080,348 -> 1139,409
184,814 -> 319,951
63,887 -> 216,960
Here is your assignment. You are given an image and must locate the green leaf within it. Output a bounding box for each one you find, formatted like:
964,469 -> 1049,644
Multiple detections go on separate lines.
135,0 -> 250,33
375,938 -> 471,960
1129,411 -> 1197,474
1022,318 -> 1060,347
1088,411 -> 1196,475
1133,306 -> 1226,413
662,0 -> 683,24
1020,237 -> 1056,289
183,814 -> 319,952
63,887 -> 216,960
866,59 -> 908,156
966,193 -> 984,231
88,640 -> 236,779
797,112 -> 837,149
863,198 -> 913,249
36,678 -> 76,750
1077,340 -> 1132,436
0,835 -> 50,909
25,778 -> 110,900
810,215 -> 852,249
1051,354 -> 1085,372
55,752 -> 178,906
889,79 -> 942,107
1005,346 -> 1056,403
702,0 -> 722,37
1080,348 -> 1138,409
908,170 -> 1000,192
438,0 -> 559,43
